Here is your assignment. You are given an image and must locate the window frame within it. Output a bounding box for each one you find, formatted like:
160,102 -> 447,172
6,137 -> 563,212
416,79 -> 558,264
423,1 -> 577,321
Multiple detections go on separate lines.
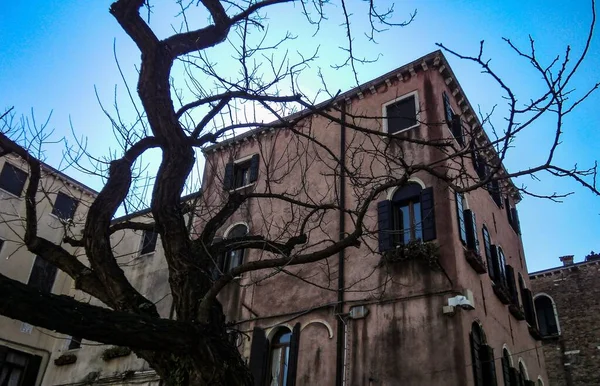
139,229 -> 159,256
223,223 -> 249,274
382,91 -> 421,135
232,158 -> 253,190
0,162 -> 28,197
267,328 -> 292,386
67,336 -> 82,350
533,293 -> 561,337
391,183 -> 423,244
224,153 -> 260,192
51,192 -> 79,221
27,255 -> 58,293
456,191 -> 467,245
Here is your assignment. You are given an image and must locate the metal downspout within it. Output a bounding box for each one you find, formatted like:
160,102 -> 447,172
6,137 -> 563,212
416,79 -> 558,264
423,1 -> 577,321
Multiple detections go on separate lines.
335,101 -> 347,386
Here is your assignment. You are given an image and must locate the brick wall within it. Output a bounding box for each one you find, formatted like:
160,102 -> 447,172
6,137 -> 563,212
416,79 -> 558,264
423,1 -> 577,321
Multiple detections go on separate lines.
530,260 -> 600,386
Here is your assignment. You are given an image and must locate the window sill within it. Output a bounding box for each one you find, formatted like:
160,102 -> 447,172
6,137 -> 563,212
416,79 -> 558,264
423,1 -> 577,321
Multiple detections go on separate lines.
492,282 -> 511,304
48,213 -> 74,223
541,334 -> 560,341
508,304 -> 526,320
385,123 -> 421,136
229,182 -> 255,193
0,188 -> 22,199
528,325 -> 542,341
465,250 -> 487,274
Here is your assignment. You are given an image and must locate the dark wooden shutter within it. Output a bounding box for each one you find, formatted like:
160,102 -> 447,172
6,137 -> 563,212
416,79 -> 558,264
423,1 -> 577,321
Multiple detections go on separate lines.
210,237 -> 224,279
470,333 -> 483,386
521,288 -> 536,328
287,323 -> 301,386
524,381 -> 535,386
472,151 -> 487,181
481,345 -> 498,386
223,162 -> 234,190
455,192 -> 466,245
451,115 -> 464,146
21,353 -> 42,386
509,367 -> 520,386
501,356 -> 511,386
0,345 -> 8,363
443,92 -> 453,124
511,208 -> 521,234
249,154 -> 260,183
489,180 -> 503,207
505,265 -> 519,305
420,187 -> 436,242
490,245 -> 504,285
249,327 -> 269,386
464,210 -> 479,253
28,256 -> 57,293
487,243 -> 497,282
505,198 -> 513,227
377,200 -> 394,252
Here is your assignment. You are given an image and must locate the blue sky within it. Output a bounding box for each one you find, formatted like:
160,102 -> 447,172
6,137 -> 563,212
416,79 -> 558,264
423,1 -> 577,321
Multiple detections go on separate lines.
1,1 -> 598,272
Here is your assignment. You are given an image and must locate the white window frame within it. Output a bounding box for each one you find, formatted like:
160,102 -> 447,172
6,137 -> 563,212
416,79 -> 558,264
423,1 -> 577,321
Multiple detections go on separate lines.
533,292 -> 562,336
382,90 -> 421,134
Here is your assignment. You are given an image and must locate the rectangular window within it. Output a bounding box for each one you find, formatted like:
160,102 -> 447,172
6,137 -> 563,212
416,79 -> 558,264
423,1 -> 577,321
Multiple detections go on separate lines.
223,154 -> 260,191
0,347 -> 42,386
383,92 -> 419,134
51,192 -> 79,220
233,160 -> 252,189
0,163 -> 28,197
140,230 -> 158,255
28,256 -> 57,293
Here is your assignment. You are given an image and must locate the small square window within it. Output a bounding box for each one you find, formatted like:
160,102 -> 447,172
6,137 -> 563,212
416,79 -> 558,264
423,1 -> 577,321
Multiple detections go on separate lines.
52,192 -> 79,221
0,163 -> 28,197
140,230 -> 158,255
384,93 -> 418,134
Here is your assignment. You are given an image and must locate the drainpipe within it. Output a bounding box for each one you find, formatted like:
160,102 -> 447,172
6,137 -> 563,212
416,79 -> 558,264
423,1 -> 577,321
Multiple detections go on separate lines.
335,101 -> 347,386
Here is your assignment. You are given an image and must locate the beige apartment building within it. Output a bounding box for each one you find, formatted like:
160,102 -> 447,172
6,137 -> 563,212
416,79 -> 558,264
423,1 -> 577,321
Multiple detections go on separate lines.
0,154 -> 96,385
2,50 -> 548,386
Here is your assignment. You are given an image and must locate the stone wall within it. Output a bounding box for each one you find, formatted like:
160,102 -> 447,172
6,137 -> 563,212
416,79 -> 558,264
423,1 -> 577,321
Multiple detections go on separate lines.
530,259 -> 600,386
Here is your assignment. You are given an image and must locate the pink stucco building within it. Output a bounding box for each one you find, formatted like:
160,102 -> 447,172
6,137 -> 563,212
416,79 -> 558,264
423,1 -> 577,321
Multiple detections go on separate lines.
199,50 -> 548,386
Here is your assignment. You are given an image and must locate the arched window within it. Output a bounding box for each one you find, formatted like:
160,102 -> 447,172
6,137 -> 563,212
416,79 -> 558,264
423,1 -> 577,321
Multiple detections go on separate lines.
470,322 -> 485,386
537,378 -> 544,386
224,223 -> 248,272
392,183 -> 423,244
249,324 -> 301,386
501,347 -> 512,386
268,328 -> 292,386
534,295 -> 559,337
519,360 -> 529,383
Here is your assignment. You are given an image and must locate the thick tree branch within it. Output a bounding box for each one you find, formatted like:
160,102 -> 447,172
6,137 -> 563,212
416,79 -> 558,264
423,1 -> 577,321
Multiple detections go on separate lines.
0,273 -> 197,351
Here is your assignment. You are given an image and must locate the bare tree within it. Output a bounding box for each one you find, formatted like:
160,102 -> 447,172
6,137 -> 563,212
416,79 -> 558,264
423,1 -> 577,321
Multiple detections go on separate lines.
0,1 -> 598,385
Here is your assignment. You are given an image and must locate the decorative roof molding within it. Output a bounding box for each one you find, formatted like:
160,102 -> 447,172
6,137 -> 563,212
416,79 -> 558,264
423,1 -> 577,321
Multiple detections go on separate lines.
201,50 -> 520,198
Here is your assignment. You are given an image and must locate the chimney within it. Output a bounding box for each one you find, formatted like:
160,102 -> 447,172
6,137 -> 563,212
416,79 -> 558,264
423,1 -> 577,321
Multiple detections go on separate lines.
559,255 -> 574,266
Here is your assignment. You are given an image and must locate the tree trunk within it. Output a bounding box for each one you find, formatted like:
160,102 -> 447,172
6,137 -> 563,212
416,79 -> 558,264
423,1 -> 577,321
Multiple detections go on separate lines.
140,336 -> 254,386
